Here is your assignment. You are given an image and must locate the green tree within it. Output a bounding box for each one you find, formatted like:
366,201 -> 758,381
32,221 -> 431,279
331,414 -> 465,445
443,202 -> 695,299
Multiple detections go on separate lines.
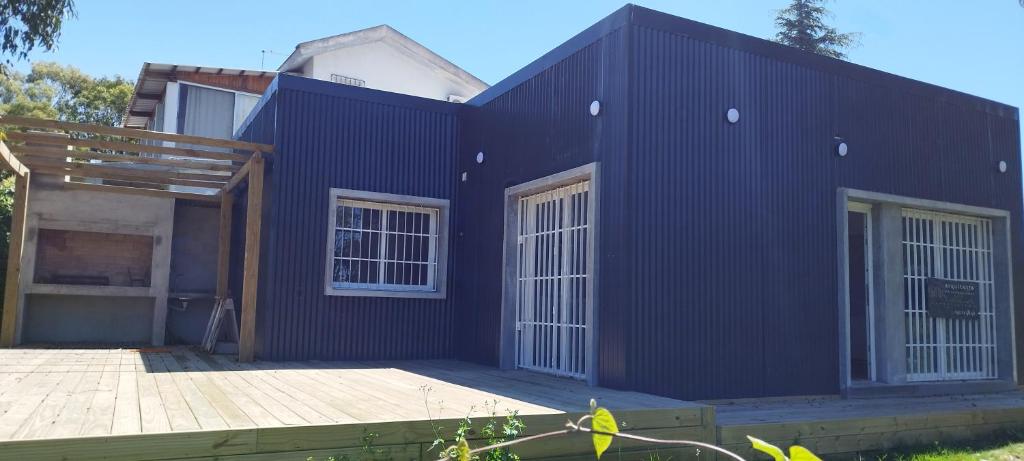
773,0 -> 859,60
27,61 -> 134,126
0,0 -> 77,73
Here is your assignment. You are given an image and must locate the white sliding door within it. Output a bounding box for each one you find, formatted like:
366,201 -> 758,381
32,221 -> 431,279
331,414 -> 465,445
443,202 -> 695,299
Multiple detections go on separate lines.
515,180 -> 592,379
902,209 -> 997,381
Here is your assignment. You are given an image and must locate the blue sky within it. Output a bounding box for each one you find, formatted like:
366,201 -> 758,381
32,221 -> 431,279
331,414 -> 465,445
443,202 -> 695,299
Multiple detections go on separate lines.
15,1 -> 1024,123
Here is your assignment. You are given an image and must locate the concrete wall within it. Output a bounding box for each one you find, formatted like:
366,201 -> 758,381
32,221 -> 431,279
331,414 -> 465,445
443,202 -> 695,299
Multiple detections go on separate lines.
166,203 -> 220,345
14,174 -> 175,345
22,295 -> 153,344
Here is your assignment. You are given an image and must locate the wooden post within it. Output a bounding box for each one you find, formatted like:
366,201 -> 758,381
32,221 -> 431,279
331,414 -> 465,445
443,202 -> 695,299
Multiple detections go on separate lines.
1,173 -> 30,346
238,154 -> 264,362
216,191 -> 234,299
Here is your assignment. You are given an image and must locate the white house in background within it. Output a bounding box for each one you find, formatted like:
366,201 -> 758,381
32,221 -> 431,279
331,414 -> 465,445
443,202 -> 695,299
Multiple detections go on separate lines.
124,26 -> 488,137
277,25 -> 489,102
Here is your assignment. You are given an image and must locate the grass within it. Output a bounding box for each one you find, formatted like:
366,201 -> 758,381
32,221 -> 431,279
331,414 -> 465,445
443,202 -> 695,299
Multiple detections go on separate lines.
872,432 -> 1024,461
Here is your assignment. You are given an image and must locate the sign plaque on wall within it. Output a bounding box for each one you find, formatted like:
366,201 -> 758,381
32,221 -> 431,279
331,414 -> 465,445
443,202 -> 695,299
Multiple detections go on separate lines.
925,278 -> 981,318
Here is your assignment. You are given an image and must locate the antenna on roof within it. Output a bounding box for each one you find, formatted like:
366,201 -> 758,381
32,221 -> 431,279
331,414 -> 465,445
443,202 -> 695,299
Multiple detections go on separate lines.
260,49 -> 288,70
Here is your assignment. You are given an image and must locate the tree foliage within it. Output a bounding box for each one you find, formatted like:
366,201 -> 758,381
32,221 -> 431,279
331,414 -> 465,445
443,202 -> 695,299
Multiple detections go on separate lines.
0,0 -> 76,73
0,61 -> 133,125
773,0 -> 858,60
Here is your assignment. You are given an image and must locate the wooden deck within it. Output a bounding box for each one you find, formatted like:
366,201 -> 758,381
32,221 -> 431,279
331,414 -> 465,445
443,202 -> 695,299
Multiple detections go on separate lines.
0,347 -> 709,460
3,347 -> 1024,460
714,391 -> 1024,458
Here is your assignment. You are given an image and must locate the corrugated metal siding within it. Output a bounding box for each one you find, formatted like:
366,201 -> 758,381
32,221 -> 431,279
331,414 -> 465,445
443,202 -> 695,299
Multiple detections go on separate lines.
228,7 -> 1021,401
248,76 -> 460,361
626,22 -> 1021,400
456,27 -> 632,387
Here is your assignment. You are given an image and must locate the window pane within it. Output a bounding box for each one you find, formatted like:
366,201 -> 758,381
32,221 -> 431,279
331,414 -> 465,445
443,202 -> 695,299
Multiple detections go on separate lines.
386,234 -> 398,260
333,198 -> 439,292
351,207 -> 363,229
333,259 -> 343,282
387,210 -> 399,232
365,209 -> 381,230
385,261 -> 397,284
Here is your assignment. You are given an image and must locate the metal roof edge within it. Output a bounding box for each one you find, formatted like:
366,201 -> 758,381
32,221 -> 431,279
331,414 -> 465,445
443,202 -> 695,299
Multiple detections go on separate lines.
466,4 -> 634,107
629,5 -> 1019,119
273,73 -> 463,115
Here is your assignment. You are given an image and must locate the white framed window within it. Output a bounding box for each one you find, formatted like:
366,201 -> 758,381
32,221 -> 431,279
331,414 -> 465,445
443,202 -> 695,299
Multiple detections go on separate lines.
325,189 -> 449,298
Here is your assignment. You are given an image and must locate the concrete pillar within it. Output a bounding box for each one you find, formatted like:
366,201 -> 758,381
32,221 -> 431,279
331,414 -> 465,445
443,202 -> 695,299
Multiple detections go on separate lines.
873,204 -> 906,384
991,216 -> 1016,382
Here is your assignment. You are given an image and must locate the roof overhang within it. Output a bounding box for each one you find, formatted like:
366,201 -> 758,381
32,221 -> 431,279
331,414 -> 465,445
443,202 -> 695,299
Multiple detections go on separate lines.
124,63 -> 277,129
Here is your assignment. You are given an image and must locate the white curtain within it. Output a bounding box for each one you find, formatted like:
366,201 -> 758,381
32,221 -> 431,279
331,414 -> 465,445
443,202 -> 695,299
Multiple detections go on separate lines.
182,84 -> 235,141
233,93 -> 261,134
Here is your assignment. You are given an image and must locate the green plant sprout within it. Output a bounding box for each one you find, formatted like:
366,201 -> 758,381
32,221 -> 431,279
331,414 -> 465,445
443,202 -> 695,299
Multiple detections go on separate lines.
437,399 -> 824,461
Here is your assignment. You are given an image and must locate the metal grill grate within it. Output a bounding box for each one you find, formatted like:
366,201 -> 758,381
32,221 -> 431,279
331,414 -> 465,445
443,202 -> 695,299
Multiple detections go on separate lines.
515,180 -> 591,379
902,209 -> 997,381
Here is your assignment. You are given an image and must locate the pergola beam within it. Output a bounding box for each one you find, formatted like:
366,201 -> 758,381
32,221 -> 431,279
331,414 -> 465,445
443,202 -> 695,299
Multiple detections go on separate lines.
10,145 -> 239,172
0,141 -> 29,176
0,115 -> 273,153
223,152 -> 259,192
5,131 -> 250,163
0,173 -> 29,346
216,192 -> 234,300
18,157 -> 232,183
238,154 -> 265,362
62,181 -> 221,202
28,165 -> 225,189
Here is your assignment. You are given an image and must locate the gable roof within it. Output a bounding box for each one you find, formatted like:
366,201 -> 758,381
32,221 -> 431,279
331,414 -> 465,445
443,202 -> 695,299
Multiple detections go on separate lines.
277,25 -> 488,93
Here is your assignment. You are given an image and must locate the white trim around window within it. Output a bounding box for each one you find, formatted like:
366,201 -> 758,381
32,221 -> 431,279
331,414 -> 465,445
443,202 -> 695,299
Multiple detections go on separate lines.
324,188 -> 449,299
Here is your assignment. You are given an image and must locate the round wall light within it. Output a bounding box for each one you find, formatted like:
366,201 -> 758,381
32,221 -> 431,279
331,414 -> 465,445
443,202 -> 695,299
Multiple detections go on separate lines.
726,108 -> 740,124
476,152 -> 485,164
837,142 -> 849,157
590,100 -> 601,116
998,160 -> 1008,173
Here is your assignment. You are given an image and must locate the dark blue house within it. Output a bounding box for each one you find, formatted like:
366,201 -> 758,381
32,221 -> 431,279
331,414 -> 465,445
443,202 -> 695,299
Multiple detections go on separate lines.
234,5 -> 1022,401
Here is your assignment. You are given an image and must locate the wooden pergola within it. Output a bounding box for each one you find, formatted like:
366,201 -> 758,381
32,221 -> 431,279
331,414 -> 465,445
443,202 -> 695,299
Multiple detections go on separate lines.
0,115 -> 272,362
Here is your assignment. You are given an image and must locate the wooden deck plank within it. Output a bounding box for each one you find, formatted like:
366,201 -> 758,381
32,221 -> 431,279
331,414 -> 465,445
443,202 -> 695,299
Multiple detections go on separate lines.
206,354 -> 334,425
135,361 -> 172,434
280,361 -> 430,421
45,370 -> 103,438
146,353 -> 201,431
10,370 -> 85,440
0,371 -> 63,438
79,368 -> 119,436
178,349 -> 286,428
186,351 -> 308,426
158,353 -> 229,431
168,352 -> 255,429
239,362 -> 375,423
111,370 -> 142,435
346,362 -> 558,419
